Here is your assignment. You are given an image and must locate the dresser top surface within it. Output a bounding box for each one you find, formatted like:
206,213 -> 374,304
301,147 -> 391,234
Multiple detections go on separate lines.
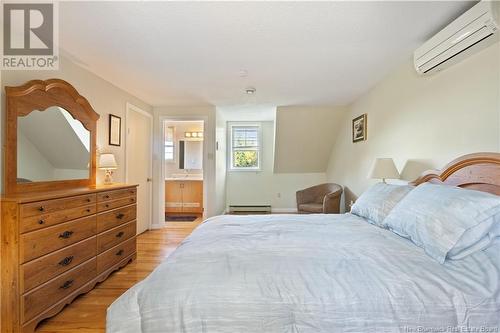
1,183 -> 138,203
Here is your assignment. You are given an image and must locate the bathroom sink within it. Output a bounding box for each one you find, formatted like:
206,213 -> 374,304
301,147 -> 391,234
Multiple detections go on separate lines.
167,174 -> 203,181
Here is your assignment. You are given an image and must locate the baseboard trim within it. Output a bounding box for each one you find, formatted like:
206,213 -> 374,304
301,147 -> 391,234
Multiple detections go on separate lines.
271,208 -> 298,213
223,208 -> 298,214
229,205 -> 272,214
150,222 -> 166,230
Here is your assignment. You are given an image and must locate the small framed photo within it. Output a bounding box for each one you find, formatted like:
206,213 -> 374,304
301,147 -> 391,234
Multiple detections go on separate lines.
109,114 -> 121,146
352,114 -> 367,143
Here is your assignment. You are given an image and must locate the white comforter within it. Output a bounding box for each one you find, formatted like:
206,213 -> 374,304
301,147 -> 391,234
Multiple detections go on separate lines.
107,214 -> 500,332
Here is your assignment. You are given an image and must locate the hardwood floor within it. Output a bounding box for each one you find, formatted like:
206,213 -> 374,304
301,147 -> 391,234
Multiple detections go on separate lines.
36,219 -> 201,332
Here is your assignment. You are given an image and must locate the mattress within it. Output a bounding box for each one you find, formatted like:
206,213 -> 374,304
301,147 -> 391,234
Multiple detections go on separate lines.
107,214 -> 500,332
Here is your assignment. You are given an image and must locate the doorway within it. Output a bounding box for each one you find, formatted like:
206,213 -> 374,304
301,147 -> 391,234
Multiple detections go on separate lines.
163,120 -> 204,222
125,103 -> 153,234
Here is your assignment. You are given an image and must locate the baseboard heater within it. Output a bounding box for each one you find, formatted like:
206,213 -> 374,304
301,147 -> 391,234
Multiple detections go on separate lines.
229,205 -> 272,214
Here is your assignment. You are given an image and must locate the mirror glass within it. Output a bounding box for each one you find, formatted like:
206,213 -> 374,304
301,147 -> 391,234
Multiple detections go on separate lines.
17,106 -> 91,183
179,140 -> 203,170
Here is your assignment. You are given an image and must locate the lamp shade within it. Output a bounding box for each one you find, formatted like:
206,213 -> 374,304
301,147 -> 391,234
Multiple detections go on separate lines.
99,153 -> 118,169
369,158 -> 399,180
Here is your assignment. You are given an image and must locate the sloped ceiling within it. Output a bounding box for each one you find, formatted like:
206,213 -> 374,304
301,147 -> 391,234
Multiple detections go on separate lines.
18,107 -> 90,170
58,1 -> 475,106
274,106 -> 347,173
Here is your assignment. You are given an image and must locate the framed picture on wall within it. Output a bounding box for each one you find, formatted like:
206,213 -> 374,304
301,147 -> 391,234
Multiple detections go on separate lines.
109,114 -> 121,146
352,114 -> 367,143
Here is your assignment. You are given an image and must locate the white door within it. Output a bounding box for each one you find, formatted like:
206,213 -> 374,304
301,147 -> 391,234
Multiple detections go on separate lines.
126,105 -> 152,234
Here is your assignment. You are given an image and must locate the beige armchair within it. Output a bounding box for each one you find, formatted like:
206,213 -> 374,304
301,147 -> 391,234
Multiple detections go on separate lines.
296,183 -> 343,214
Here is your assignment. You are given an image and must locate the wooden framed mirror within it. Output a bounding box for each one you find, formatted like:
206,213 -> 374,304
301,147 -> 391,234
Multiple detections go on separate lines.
4,79 -> 100,194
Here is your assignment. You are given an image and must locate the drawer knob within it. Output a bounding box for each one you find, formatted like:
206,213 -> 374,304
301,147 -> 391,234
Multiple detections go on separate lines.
116,249 -> 124,256
60,279 -> 74,290
116,213 -> 125,219
116,231 -> 125,238
105,204 -> 109,208
38,206 -> 45,212
59,231 -> 74,239
87,198 -> 91,202
130,198 -> 134,202
58,256 -> 74,266
105,195 -> 110,199
86,209 -> 91,213
38,219 -> 45,225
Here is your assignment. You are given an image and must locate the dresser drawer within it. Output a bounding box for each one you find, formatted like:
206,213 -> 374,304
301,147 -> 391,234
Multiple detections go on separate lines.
97,195 -> 136,213
22,258 -> 96,323
21,215 -> 97,263
97,238 -> 136,274
97,188 -> 137,202
20,194 -> 96,218
21,204 -> 96,233
97,205 -> 136,233
21,237 -> 97,293
97,221 -> 136,253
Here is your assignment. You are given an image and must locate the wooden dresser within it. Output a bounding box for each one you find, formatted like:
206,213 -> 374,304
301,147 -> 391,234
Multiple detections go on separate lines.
1,184 -> 138,333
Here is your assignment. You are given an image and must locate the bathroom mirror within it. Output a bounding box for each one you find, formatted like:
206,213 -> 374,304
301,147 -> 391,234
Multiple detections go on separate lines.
179,140 -> 203,170
17,106 -> 91,183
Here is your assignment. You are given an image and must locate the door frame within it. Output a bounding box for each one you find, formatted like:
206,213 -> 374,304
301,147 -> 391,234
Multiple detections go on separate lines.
160,115 -> 208,224
125,102 -> 153,232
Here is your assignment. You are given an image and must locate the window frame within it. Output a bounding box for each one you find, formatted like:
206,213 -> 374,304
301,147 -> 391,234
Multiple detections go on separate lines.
228,123 -> 262,172
164,126 -> 176,163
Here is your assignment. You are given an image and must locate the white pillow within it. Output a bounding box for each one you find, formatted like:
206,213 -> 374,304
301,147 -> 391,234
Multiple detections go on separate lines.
350,183 -> 414,226
384,183 -> 500,263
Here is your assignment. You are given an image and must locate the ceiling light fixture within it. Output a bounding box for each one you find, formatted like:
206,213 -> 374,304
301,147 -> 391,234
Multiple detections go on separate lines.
239,69 -> 248,77
185,131 -> 203,138
245,87 -> 256,95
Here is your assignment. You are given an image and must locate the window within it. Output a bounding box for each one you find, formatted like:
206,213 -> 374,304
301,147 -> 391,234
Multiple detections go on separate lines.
165,126 -> 175,161
230,124 -> 261,170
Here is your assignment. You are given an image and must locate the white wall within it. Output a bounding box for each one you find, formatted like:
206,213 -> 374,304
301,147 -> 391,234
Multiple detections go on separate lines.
1,55 -> 153,192
17,131 -> 54,181
153,106 -> 217,225
274,106 -> 347,173
53,168 -> 89,179
226,121 -> 326,212
215,109 -> 227,215
326,42 -> 500,210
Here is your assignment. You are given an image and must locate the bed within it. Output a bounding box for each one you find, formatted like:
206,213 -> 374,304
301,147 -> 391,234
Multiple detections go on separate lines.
107,153 -> 500,332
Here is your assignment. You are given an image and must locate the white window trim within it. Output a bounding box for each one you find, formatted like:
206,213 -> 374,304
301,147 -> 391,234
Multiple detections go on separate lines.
228,122 -> 262,172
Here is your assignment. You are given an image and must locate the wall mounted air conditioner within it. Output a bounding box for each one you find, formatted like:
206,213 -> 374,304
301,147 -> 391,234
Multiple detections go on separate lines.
414,0 -> 499,75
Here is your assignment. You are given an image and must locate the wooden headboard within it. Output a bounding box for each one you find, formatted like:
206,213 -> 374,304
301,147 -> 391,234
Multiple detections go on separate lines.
411,153 -> 500,195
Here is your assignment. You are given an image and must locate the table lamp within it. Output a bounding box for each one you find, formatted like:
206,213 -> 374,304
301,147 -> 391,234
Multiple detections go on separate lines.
99,153 -> 118,184
369,158 -> 400,183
